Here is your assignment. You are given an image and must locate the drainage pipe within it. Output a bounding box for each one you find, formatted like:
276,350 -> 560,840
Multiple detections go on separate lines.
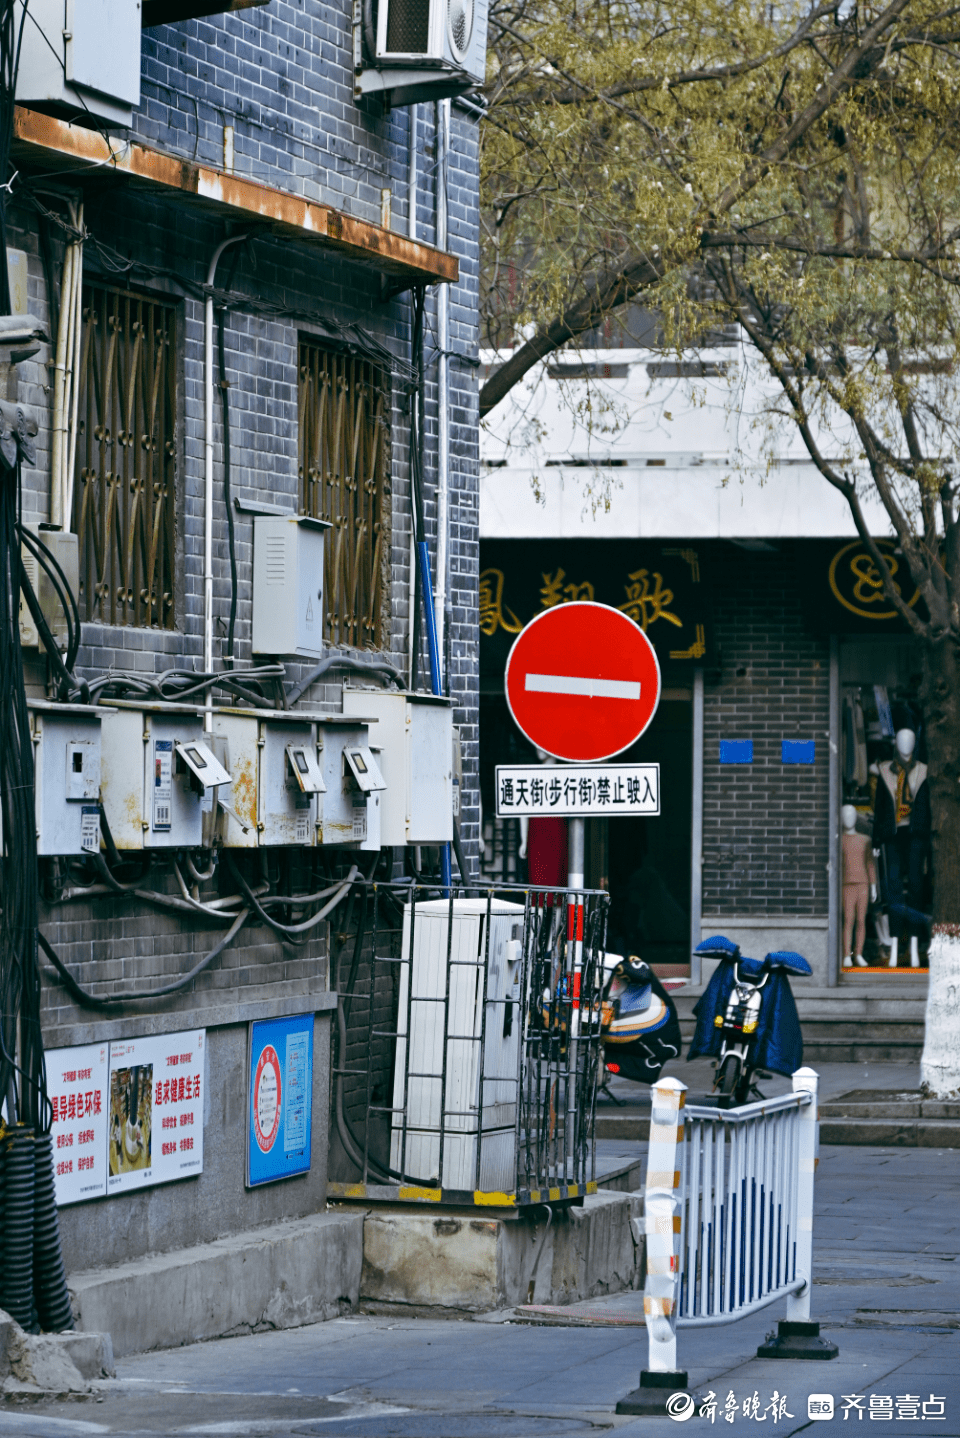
434,98 -> 450,688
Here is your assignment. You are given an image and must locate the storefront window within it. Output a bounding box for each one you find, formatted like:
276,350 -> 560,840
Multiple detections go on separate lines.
841,639 -> 929,970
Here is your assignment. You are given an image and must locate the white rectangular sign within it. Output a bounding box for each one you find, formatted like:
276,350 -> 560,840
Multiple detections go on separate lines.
495,763 -> 660,817
107,1029 -> 205,1195
49,1042 -> 109,1206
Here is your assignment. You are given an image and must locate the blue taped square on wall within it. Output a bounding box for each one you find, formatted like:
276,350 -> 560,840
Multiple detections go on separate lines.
719,740 -> 753,764
782,740 -> 815,764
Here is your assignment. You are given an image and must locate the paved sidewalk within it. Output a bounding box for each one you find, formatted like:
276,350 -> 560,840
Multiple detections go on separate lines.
11,1127 -> 960,1438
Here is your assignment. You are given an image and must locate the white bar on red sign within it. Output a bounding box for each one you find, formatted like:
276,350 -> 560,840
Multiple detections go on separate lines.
107,1029 -> 205,1195
48,1042 -> 109,1206
494,763 -> 660,818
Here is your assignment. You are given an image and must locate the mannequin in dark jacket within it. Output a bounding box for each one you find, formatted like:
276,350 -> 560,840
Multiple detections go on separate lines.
872,728 -> 930,968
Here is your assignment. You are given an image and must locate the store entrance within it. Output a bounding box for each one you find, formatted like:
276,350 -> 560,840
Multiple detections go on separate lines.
480,693 -> 693,976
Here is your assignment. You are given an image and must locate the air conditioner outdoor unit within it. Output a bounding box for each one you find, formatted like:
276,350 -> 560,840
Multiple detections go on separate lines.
355,0 -> 488,106
390,899 -> 525,1194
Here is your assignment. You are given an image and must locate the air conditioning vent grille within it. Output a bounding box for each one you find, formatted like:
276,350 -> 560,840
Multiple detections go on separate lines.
447,0 -> 473,57
386,0 -> 431,53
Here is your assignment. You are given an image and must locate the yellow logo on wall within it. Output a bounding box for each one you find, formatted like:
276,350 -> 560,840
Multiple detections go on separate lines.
828,539 -> 920,621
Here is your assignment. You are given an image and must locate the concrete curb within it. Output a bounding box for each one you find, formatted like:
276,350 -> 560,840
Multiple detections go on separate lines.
358,1190 -> 644,1312
0,1310 -> 114,1394
69,1210 -> 364,1357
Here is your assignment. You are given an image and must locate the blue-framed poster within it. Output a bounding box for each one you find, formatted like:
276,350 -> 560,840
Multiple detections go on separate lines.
246,1014 -> 313,1187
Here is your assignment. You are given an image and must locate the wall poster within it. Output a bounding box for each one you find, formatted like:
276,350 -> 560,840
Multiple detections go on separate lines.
246,1014 -> 313,1187
107,1028 -> 205,1195
49,1041 -> 109,1206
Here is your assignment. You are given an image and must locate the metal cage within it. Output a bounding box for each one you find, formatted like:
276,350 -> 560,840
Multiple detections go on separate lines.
327,881 -> 610,1208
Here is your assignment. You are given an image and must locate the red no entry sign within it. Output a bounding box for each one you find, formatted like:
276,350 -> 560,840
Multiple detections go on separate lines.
504,602 -> 661,762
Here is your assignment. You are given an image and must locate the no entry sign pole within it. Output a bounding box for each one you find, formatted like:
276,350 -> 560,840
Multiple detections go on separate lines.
502,601 -> 662,1011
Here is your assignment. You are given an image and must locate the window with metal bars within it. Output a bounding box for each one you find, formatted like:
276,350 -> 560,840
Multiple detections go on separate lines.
298,341 -> 391,650
72,283 -> 178,630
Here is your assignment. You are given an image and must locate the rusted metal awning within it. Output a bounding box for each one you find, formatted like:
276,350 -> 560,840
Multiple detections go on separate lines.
12,108 -> 458,285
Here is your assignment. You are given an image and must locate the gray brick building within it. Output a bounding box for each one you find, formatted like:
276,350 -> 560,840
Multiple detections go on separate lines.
7,0 -> 481,1281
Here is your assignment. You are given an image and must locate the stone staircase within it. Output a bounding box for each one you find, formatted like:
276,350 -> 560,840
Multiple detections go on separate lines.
672,980 -> 928,1065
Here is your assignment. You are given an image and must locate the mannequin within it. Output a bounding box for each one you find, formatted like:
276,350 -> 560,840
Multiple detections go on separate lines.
518,750 -> 568,886
872,729 -> 930,969
841,804 -> 876,968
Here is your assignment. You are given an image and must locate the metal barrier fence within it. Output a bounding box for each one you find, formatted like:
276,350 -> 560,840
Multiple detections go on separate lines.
326,881 -> 610,1209
619,1068 -> 837,1416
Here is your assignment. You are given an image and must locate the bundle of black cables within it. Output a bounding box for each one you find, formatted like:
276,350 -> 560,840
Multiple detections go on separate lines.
0,0 -> 74,1333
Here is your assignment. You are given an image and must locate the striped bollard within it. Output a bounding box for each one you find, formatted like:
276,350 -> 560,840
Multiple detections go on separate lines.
616,1077 -> 692,1417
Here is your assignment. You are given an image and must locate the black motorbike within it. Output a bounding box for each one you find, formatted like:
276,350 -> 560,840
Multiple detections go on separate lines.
689,935 -> 811,1105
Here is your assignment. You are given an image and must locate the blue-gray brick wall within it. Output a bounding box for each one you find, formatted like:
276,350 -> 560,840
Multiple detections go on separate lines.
702,547 -> 830,918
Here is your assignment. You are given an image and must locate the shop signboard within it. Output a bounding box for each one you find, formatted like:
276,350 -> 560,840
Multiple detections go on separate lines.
107,1029 -> 205,1195
480,540 -> 708,684
495,762 -> 660,817
49,1041 -> 109,1206
246,1014 -> 313,1187
505,602 -> 661,763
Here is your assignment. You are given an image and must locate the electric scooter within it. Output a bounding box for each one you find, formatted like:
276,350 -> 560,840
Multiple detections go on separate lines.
688,935 -> 812,1105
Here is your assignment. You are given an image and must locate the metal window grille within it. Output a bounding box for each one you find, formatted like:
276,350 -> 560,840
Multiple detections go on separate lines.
73,283 -> 178,630
298,342 -> 390,650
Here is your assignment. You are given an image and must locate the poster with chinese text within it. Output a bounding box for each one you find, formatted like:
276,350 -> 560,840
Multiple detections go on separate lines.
246,1015 -> 313,1187
48,1042 -> 109,1206
107,1029 -> 205,1194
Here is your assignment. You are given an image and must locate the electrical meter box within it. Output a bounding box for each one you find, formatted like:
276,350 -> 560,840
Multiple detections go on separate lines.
390,899 -> 525,1191
100,703 -> 231,850
316,717 -> 384,846
16,0 -> 142,126
251,515 -> 330,659
210,709 -> 324,847
29,700 -> 112,857
342,688 -> 453,845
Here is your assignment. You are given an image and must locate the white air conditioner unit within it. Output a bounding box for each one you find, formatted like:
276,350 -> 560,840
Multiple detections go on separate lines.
355,0 -> 488,106
390,899 -> 525,1194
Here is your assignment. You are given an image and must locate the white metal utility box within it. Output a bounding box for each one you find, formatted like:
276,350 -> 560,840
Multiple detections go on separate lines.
251,515 -> 330,659
342,688 -> 452,845
29,700 -> 112,857
317,716 -> 385,847
100,702 -> 231,850
390,899 -> 525,1192
210,708 -> 325,848
19,526 -> 79,650
16,0 -> 142,126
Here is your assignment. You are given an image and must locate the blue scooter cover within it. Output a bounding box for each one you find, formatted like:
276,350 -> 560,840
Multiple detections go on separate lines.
688,955 -> 804,1077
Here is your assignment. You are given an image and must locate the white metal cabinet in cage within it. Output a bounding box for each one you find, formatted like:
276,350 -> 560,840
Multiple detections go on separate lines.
390,898 -> 525,1192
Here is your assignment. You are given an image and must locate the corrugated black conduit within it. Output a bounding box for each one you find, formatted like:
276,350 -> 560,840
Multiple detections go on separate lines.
32,1132 -> 73,1331
4,1126 -> 39,1332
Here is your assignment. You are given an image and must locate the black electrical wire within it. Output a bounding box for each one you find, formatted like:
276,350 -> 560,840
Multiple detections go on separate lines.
38,912 -> 251,1008
223,852 -> 359,938
285,652 -> 407,707
216,306 -> 238,668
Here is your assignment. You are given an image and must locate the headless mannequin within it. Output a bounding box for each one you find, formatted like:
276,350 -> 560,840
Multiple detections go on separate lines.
872,728 -> 929,969
841,804 -> 876,968
518,750 -> 568,885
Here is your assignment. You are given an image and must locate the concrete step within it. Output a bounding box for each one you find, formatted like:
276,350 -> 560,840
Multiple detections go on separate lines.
819,1117 -> 960,1147
671,983 -> 928,1063
356,1189 -> 643,1313
70,1210 -> 364,1357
